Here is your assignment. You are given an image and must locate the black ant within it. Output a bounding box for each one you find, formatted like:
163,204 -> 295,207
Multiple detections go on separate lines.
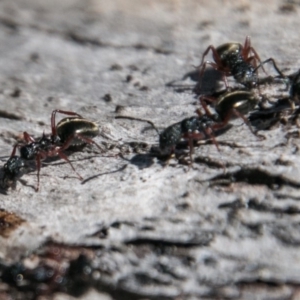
116,112 -> 226,163
199,90 -> 264,138
195,36 -> 285,91
2,110 -> 103,191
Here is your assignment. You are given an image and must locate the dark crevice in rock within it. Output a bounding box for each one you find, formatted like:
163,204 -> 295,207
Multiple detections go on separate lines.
247,198 -> 300,214
124,231 -> 214,247
208,168 -> 300,189
0,110 -> 23,121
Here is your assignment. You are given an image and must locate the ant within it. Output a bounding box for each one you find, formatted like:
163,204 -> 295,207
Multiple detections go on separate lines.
2,109 -> 103,191
116,112 -> 226,163
199,90 -> 263,138
195,36 -> 285,91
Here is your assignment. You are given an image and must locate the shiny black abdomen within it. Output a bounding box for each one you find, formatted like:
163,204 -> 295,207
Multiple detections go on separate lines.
216,91 -> 258,120
56,117 -> 99,146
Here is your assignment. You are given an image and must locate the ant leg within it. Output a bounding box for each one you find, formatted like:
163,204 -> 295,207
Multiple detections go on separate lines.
241,35 -> 267,75
248,46 -> 263,65
245,55 -> 267,76
242,36 -> 260,63
161,146 -> 176,167
231,109 -> 265,140
196,61 -> 219,91
204,128 -> 220,151
242,36 -> 251,57
182,132 -> 204,166
185,126 -> 220,152
183,130 -> 219,165
73,133 -> 104,152
188,137 -> 194,164
242,35 -> 263,68
57,151 -> 83,181
10,144 -> 20,157
197,45 -> 223,68
199,96 -> 217,117
196,45 -> 226,90
59,132 -> 104,153
35,154 -> 42,192
23,132 -> 35,143
254,58 -> 285,78
51,110 -> 83,137
195,108 -> 204,117
9,131 -> 34,157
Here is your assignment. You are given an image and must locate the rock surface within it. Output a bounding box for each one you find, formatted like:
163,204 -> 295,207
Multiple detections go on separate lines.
1,0 -> 300,299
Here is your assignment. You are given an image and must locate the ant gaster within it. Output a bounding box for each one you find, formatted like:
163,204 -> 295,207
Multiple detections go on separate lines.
196,36 -> 284,91
3,110 -> 103,191
199,90 -> 263,138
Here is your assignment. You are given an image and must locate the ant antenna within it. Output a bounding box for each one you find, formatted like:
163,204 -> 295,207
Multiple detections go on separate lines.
115,116 -> 160,136
253,58 -> 285,78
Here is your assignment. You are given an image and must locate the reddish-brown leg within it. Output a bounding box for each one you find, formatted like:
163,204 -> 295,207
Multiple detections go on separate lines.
58,132 -> 104,152
23,132 -> 35,143
199,45 -> 224,68
196,45 -> 230,90
9,132 -> 35,157
216,109 -> 263,140
199,96 -> 218,117
47,131 -> 104,182
242,36 -> 252,58
51,109 -> 83,137
254,58 -> 285,78
56,151 -> 83,181
195,109 -> 221,151
35,154 -> 42,191
74,134 -> 104,152
197,61 -> 219,89
248,46 -> 263,64
43,145 -> 83,182
203,127 -> 220,151
241,36 -> 267,74
184,132 -> 205,163
10,144 -> 20,157
184,129 -> 220,163
242,36 -> 262,64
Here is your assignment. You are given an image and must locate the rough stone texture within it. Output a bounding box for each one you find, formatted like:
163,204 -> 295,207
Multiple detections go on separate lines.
1,0 -> 300,299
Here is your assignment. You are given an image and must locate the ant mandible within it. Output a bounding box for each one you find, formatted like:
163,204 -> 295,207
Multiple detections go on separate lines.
195,36 -> 285,91
5,109 -> 103,191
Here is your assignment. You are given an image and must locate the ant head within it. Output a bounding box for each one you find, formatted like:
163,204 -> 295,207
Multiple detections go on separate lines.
2,156 -> 25,189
